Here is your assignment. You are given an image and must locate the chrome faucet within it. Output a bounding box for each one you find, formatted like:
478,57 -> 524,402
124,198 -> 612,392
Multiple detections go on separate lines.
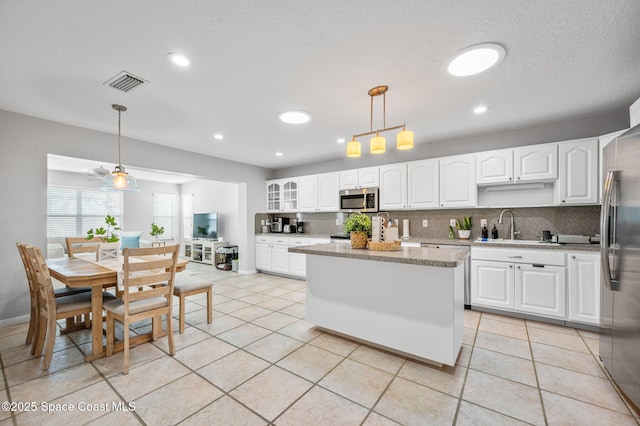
499,209 -> 516,240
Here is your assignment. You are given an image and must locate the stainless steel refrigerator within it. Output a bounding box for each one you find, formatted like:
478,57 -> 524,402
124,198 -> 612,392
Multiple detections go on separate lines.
600,123 -> 640,408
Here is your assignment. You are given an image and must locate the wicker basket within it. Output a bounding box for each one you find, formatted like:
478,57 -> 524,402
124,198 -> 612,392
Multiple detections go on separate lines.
367,240 -> 401,251
350,231 -> 368,249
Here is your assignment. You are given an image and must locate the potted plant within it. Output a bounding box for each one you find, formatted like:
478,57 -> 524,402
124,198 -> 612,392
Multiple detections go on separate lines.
87,215 -> 120,260
343,212 -> 372,249
455,216 -> 472,240
150,222 -> 165,240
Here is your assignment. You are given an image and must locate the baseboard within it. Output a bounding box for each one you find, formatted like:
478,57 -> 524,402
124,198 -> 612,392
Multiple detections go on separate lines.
237,269 -> 257,275
0,314 -> 30,329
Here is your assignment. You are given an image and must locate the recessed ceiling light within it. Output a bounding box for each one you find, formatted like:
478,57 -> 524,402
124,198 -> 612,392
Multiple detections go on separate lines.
337,138 -> 346,144
213,133 -> 224,140
275,152 -> 283,157
447,43 -> 506,77
278,111 -> 311,124
167,53 -> 193,67
473,105 -> 488,114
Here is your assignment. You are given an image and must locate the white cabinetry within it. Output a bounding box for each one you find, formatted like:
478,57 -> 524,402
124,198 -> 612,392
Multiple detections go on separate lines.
476,149 -> 513,184
471,247 -> 566,319
439,154 -> 476,207
514,144 -> 558,182
256,236 -> 329,277
184,239 -> 227,265
408,159 -> 439,208
339,167 -> 379,189
379,163 -> 407,210
266,178 -> 298,212
567,252 -> 600,324
557,138 -> 598,205
299,172 -> 340,212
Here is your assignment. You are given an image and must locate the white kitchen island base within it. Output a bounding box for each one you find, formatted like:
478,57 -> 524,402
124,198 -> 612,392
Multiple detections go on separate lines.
306,253 -> 464,366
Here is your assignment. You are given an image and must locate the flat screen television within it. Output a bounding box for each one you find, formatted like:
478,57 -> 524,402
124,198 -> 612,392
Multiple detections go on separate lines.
193,213 -> 218,239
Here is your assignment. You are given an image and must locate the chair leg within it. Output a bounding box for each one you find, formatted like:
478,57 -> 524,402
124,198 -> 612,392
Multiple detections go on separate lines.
179,295 -> 186,334
123,318 -> 130,375
166,311 -> 175,356
25,305 -> 37,346
42,317 -> 57,370
34,312 -> 47,357
207,287 -> 213,325
105,313 -> 114,357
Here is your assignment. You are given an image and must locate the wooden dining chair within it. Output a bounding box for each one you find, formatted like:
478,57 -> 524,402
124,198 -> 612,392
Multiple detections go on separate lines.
23,244 -> 117,370
104,244 -> 180,375
172,275 -> 214,334
65,236 -> 104,257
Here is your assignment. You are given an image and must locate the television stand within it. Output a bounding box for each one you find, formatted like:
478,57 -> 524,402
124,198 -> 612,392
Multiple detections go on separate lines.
184,239 -> 227,265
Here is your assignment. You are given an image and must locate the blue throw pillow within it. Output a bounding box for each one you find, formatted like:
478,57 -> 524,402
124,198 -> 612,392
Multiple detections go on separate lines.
120,235 -> 141,249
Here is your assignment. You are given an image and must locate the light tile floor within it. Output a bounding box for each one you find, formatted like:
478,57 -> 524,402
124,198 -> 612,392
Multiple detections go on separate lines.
1,262 -> 639,425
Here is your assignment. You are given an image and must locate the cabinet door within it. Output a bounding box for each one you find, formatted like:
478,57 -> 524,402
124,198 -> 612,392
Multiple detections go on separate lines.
271,244 -> 290,274
282,178 -> 298,212
514,144 -> 558,181
515,264 -> 566,318
471,260 -> 514,309
317,172 -> 339,211
358,167 -> 380,188
266,181 -> 281,212
255,243 -> 272,270
568,253 -> 600,324
476,149 -> 513,184
379,164 -> 407,210
408,159 -> 439,208
439,154 -> 476,207
339,170 -> 359,189
557,138 -> 598,205
289,252 -> 306,276
298,175 -> 318,212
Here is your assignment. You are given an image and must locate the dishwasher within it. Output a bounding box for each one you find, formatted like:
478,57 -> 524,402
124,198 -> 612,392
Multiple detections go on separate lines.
421,243 -> 471,308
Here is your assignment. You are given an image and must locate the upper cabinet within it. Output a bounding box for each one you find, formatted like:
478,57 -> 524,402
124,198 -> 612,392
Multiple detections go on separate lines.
513,144 -> 558,182
476,149 -> 513,184
266,178 -> 298,212
556,138 -> 598,205
408,159 -> 439,209
379,163 -> 407,210
299,172 -> 339,212
440,154 -> 476,207
339,166 -> 379,189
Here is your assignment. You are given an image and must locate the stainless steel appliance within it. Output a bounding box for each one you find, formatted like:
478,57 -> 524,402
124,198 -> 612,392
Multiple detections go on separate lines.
296,221 -> 305,233
270,217 -> 289,233
422,243 -> 471,307
339,188 -> 379,212
600,124 -> 640,407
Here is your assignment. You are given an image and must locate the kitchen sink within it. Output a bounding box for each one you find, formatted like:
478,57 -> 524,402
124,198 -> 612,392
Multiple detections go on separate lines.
475,238 -> 560,246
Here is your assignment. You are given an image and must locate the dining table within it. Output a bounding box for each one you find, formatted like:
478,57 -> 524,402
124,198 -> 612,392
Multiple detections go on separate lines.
47,254 -> 188,361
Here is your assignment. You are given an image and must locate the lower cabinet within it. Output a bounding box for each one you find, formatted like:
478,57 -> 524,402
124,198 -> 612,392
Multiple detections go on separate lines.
515,264 -> 565,318
184,239 -> 227,265
256,236 -> 329,277
471,260 -> 515,309
567,252 -> 600,324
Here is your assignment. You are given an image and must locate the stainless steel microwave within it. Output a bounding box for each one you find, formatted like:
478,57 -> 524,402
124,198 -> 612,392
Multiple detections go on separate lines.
339,188 -> 379,212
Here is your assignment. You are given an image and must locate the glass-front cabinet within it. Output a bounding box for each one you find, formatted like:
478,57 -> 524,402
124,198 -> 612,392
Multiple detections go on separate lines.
266,178 -> 298,212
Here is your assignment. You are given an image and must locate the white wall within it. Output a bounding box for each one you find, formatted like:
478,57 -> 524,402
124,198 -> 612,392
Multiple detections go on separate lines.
182,180 -> 240,245
0,109 -> 270,325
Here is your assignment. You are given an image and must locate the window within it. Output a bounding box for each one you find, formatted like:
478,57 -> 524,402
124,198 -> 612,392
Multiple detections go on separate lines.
154,193 -> 175,239
47,186 -> 123,237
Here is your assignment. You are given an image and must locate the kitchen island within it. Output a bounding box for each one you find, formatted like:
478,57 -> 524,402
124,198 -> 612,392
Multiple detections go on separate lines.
288,243 -> 468,366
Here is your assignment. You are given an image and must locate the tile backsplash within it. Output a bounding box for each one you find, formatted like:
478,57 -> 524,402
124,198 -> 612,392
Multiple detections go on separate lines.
256,205 -> 601,241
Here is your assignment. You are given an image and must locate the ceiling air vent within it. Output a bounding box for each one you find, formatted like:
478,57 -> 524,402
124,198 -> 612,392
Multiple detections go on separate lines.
103,71 -> 148,92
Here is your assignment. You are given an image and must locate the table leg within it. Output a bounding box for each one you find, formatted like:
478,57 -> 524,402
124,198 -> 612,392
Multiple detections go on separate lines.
85,286 -> 105,361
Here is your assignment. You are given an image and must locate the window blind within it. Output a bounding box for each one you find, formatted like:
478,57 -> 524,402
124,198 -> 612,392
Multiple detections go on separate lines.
153,193 -> 175,239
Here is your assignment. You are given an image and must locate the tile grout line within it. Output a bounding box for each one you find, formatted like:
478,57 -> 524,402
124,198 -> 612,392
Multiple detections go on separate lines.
0,346 -> 18,426
452,311 -> 481,424
525,319 -> 549,425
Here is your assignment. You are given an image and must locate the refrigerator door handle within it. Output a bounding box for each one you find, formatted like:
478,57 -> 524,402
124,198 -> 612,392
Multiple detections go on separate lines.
601,170 -> 619,291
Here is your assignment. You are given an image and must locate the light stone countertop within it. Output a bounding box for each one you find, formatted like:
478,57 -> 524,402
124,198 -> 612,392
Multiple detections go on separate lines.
288,243 -> 468,268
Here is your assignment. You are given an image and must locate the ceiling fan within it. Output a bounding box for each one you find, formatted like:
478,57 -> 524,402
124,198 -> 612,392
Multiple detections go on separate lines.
85,165 -> 111,180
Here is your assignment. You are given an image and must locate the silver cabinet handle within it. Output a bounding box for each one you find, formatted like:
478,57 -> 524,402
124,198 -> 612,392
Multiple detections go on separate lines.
517,266 -> 521,269
571,255 -> 576,259
507,256 -> 523,259
509,265 -> 513,268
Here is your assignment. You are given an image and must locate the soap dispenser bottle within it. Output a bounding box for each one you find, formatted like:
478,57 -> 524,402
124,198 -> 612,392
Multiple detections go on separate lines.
481,225 -> 489,240
491,225 -> 499,239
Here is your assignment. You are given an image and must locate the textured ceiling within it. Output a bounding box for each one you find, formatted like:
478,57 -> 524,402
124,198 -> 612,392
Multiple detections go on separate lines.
2,1 -> 640,170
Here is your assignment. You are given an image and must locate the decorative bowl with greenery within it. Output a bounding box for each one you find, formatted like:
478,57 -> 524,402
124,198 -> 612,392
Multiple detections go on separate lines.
150,222 -> 165,240
87,215 -> 120,243
455,216 -> 472,240
343,212 -> 372,249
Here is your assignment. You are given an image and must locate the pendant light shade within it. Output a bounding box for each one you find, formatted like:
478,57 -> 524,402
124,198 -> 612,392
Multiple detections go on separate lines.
370,133 -> 386,154
396,127 -> 414,150
346,138 -> 361,158
101,104 -> 140,193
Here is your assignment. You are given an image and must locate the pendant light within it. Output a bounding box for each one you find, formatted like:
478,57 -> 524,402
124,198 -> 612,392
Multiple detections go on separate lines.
346,85 -> 414,158
101,104 -> 140,193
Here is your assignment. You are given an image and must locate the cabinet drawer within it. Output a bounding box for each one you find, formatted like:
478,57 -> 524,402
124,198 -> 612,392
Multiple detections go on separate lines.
471,247 -> 565,266
256,236 -> 271,244
271,237 -> 290,246
290,238 -> 310,246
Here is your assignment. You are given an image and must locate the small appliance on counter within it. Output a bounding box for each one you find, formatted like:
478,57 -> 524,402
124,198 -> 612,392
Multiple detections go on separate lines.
270,217 -> 290,233
296,221 -> 305,233
556,234 -> 591,244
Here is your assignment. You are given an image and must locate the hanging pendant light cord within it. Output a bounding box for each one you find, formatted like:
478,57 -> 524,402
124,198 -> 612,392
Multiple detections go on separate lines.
117,108 -> 122,168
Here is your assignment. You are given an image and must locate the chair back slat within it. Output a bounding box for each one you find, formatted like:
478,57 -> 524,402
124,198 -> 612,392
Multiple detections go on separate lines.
23,245 -> 56,317
126,258 -> 175,273
66,237 -> 104,257
122,245 -> 180,307
127,285 -> 171,301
